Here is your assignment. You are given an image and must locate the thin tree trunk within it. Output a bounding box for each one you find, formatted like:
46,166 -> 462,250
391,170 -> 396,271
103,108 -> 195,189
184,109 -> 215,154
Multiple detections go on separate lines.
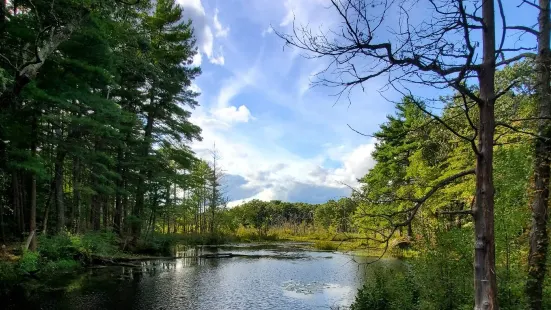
133,108 -> 154,240
473,0 -> 497,308
0,206 -> 3,243
42,182 -> 54,235
54,150 -> 65,233
92,194 -> 101,231
114,147 -> 124,235
102,196 -> 108,230
527,1 -> 551,309
29,115 -> 37,251
173,184 -> 178,234
122,176 -> 128,234
72,158 -> 81,233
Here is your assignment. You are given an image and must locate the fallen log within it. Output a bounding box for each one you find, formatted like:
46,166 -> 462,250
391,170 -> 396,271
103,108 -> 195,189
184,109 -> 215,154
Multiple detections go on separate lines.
197,252 -> 307,259
198,253 -> 243,258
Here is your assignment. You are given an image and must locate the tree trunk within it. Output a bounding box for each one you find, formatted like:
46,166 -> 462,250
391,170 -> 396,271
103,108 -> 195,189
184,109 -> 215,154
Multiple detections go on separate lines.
29,116 -> 37,251
42,181 -> 54,235
92,195 -> 101,231
473,0 -> 497,308
166,184 -> 171,234
54,150 -> 65,233
0,194 -> 4,243
72,158 -> 81,233
173,185 -> 178,234
133,104 -> 155,240
102,196 -> 108,230
114,147 -> 124,235
527,2 -> 551,309
13,172 -> 25,237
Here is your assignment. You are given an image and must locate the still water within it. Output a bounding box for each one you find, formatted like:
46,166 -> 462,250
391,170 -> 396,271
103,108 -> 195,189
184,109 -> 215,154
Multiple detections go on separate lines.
6,243 -> 375,310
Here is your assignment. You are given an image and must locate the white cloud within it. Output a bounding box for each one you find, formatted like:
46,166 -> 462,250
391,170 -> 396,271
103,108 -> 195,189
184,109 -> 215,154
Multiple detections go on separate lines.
261,26 -> 273,37
228,188 -> 281,207
189,82 -> 201,94
216,66 -> 258,108
213,8 -> 230,38
329,142 -> 377,186
185,0 -> 388,207
177,0 -> 225,65
191,113 -> 377,205
191,53 -> 203,66
279,0 -> 330,27
210,46 -> 225,65
212,105 -> 253,123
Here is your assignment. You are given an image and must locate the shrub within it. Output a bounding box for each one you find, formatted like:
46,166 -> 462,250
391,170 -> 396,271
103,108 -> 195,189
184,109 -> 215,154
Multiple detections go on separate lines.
79,232 -> 119,256
41,259 -> 80,273
0,261 -> 18,281
351,264 -> 420,310
38,234 -> 77,261
18,250 -> 40,274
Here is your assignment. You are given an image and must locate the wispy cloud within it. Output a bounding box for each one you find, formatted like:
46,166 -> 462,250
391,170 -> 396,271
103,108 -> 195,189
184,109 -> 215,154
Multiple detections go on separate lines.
213,8 -> 230,38
188,0 -> 392,206
177,0 -> 226,65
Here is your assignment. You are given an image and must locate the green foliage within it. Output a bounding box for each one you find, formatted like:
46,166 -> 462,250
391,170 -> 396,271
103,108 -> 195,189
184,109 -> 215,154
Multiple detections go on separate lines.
352,264 -> 420,310
0,261 -> 19,292
37,232 -> 119,263
137,233 -> 179,256
313,240 -> 340,251
38,234 -> 77,261
18,251 -> 40,274
41,259 -> 80,273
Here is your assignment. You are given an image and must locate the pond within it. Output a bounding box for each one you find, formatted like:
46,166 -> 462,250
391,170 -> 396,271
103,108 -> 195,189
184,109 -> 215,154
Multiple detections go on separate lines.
5,243 -> 388,310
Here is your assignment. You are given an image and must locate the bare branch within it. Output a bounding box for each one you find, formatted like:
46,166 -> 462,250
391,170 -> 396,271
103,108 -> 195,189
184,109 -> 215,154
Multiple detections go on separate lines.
495,121 -> 549,141
506,25 -> 539,36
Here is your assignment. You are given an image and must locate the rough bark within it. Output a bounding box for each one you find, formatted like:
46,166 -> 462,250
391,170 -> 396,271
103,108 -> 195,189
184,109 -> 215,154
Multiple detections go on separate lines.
473,0 -> 498,308
527,1 -> 551,309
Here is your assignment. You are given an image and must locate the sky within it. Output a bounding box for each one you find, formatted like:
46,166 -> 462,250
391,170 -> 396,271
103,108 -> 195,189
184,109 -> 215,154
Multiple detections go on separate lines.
176,0 -> 537,207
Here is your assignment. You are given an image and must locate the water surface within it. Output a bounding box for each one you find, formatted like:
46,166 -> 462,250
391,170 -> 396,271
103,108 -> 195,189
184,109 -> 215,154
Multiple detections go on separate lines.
6,243 -> 377,310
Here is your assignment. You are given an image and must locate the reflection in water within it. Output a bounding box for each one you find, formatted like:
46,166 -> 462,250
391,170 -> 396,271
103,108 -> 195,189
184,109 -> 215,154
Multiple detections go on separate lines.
6,244 -> 384,310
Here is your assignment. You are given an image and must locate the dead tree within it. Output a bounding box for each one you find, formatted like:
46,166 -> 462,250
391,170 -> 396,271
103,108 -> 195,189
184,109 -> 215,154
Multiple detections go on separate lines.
276,0 -> 536,308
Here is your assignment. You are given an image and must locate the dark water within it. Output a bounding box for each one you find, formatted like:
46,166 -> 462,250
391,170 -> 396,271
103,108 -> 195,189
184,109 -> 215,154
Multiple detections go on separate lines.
6,243 -> 378,310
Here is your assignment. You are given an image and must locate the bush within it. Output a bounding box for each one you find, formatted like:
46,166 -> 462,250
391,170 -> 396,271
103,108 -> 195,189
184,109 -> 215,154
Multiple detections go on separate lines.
351,263 -> 420,310
0,261 -> 18,281
79,232 -> 119,256
41,259 -> 80,273
38,234 -> 77,261
18,250 -> 40,274
234,226 -> 279,242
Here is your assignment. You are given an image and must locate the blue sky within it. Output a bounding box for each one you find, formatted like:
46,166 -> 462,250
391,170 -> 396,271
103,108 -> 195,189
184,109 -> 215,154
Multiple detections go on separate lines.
177,0 -> 537,206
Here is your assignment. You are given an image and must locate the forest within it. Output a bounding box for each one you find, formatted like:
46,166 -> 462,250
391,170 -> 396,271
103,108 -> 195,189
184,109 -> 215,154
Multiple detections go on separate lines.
0,0 -> 550,310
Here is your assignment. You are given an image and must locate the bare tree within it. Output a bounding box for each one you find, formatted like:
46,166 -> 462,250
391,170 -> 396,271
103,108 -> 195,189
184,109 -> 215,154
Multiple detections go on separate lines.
276,0 -> 536,308
208,143 -> 227,234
